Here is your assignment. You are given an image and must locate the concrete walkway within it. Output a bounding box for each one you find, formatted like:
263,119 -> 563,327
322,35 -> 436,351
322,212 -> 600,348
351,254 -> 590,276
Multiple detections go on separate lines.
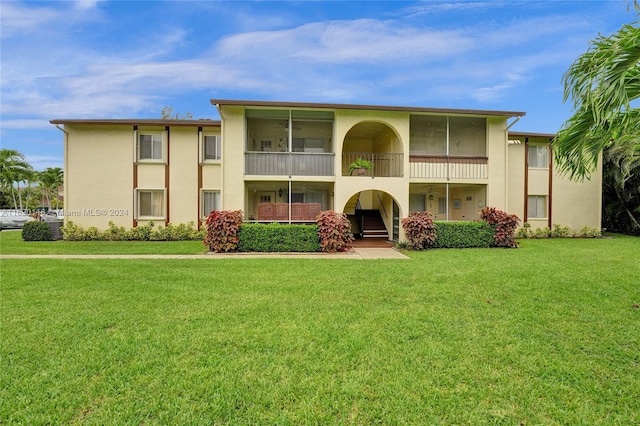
0,247 -> 409,260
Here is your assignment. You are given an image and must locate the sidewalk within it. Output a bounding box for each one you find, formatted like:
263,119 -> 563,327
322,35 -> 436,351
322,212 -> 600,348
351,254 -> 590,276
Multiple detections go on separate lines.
0,247 -> 409,260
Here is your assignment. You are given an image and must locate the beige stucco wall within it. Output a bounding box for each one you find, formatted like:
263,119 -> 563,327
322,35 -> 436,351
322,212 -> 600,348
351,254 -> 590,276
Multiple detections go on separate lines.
64,122 -> 222,230
485,117 -> 508,210
168,127 -> 198,224
220,106 -> 246,212
64,124 -> 134,228
506,136 -> 602,231
552,158 -> 602,229
507,142 -> 525,219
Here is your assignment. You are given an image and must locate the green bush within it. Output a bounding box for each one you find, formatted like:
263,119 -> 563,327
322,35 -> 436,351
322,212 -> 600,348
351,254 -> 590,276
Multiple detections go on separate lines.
516,223 -> 600,239
62,221 -> 203,241
22,221 -> 53,241
576,226 -> 601,238
433,221 -> 495,248
237,223 -> 321,252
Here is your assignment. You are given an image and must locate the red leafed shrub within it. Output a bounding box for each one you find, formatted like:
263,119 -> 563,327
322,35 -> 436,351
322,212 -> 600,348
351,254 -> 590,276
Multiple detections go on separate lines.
316,210 -> 354,253
204,210 -> 244,252
401,211 -> 437,250
481,206 -> 520,248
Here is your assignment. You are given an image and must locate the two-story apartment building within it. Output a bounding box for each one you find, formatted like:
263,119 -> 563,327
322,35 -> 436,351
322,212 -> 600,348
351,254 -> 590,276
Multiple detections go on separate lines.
51,99 -> 602,241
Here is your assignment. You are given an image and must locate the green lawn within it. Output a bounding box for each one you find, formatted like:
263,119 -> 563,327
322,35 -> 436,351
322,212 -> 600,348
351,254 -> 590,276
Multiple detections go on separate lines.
1,236 -> 639,424
0,230 -> 206,254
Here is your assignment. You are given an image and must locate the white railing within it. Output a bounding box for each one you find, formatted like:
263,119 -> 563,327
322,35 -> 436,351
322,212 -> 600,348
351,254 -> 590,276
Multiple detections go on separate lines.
409,155 -> 488,179
342,152 -> 404,177
245,152 -> 334,176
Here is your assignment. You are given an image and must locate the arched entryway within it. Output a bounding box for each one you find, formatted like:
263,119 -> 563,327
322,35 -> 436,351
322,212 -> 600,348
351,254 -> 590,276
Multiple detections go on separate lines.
343,189 -> 401,247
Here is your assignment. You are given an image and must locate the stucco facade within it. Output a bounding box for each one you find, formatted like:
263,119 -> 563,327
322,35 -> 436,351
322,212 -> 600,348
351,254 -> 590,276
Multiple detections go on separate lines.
51,100 -> 602,239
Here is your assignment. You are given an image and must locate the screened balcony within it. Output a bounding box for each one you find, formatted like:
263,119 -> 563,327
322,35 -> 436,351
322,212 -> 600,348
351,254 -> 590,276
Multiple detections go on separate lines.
245,152 -> 334,176
409,114 -> 488,180
245,108 -> 334,176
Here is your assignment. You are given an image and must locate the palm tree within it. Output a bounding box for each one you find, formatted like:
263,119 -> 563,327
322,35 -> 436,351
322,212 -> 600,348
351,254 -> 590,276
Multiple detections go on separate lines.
0,149 -> 33,210
38,167 -> 64,209
554,20 -> 639,235
553,22 -> 639,180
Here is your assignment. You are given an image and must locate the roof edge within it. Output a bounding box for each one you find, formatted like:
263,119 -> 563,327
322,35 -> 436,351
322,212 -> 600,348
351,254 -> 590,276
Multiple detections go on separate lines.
50,118 -> 221,127
210,99 -> 526,118
508,131 -> 556,139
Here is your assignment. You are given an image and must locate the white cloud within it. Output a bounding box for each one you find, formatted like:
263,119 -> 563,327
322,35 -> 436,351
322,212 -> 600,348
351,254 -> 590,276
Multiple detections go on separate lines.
0,2 -> 61,38
0,2 -> 607,125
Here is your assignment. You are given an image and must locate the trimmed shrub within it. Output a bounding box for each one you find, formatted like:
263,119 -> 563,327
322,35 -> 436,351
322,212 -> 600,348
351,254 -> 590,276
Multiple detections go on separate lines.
576,226 -> 601,238
62,221 -> 204,241
22,221 -> 53,241
150,222 -> 204,241
402,211 -> 437,250
433,221 -> 494,248
551,224 -> 572,238
481,207 -> 520,248
516,223 -> 599,239
125,222 -> 155,241
316,210 -> 354,253
204,210 -> 243,252
103,221 -> 127,241
61,221 -> 104,241
237,223 -> 321,252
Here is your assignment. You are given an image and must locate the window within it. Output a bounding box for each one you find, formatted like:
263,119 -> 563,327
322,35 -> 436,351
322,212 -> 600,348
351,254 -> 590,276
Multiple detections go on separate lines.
202,190 -> 220,217
137,190 -> 164,218
528,145 -> 549,168
138,134 -> 163,161
204,135 -> 221,161
528,195 -> 546,218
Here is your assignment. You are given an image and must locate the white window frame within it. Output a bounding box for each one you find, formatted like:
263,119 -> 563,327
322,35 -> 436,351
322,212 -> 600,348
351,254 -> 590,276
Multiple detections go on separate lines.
527,195 -> 547,219
137,132 -> 165,162
136,189 -> 166,220
201,189 -> 221,218
528,145 -> 549,168
202,134 -> 221,162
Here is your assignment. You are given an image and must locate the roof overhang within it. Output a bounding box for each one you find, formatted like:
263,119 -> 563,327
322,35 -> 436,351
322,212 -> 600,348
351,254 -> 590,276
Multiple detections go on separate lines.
508,131 -> 556,139
210,99 -> 526,118
49,119 -> 221,127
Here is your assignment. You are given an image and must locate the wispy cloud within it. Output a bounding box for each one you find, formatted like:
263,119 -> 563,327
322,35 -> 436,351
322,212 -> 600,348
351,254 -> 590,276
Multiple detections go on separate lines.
0,1 -> 607,124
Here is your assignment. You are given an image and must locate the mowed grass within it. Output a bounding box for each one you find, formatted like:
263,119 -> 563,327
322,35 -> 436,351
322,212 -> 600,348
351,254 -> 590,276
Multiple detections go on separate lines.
1,237 -> 639,424
0,230 -> 206,254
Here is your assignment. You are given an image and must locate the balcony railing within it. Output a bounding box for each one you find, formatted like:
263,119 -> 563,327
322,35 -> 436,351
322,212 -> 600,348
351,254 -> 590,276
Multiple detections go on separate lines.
342,152 -> 403,177
245,152 -> 334,176
256,202 -> 322,222
409,155 -> 488,179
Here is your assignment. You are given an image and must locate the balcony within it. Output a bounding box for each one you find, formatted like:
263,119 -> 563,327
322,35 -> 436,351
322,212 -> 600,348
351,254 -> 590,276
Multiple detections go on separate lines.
342,152 -> 404,177
409,155 -> 488,179
245,152 -> 334,176
256,202 -> 322,222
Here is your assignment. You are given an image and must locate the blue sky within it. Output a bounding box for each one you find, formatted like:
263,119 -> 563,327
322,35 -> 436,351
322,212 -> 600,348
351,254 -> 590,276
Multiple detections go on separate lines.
1,0 -> 637,170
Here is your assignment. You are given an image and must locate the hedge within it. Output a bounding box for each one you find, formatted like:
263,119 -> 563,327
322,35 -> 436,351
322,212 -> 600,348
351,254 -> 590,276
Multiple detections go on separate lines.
433,221 -> 495,248
237,223 -> 322,252
22,221 -> 54,241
